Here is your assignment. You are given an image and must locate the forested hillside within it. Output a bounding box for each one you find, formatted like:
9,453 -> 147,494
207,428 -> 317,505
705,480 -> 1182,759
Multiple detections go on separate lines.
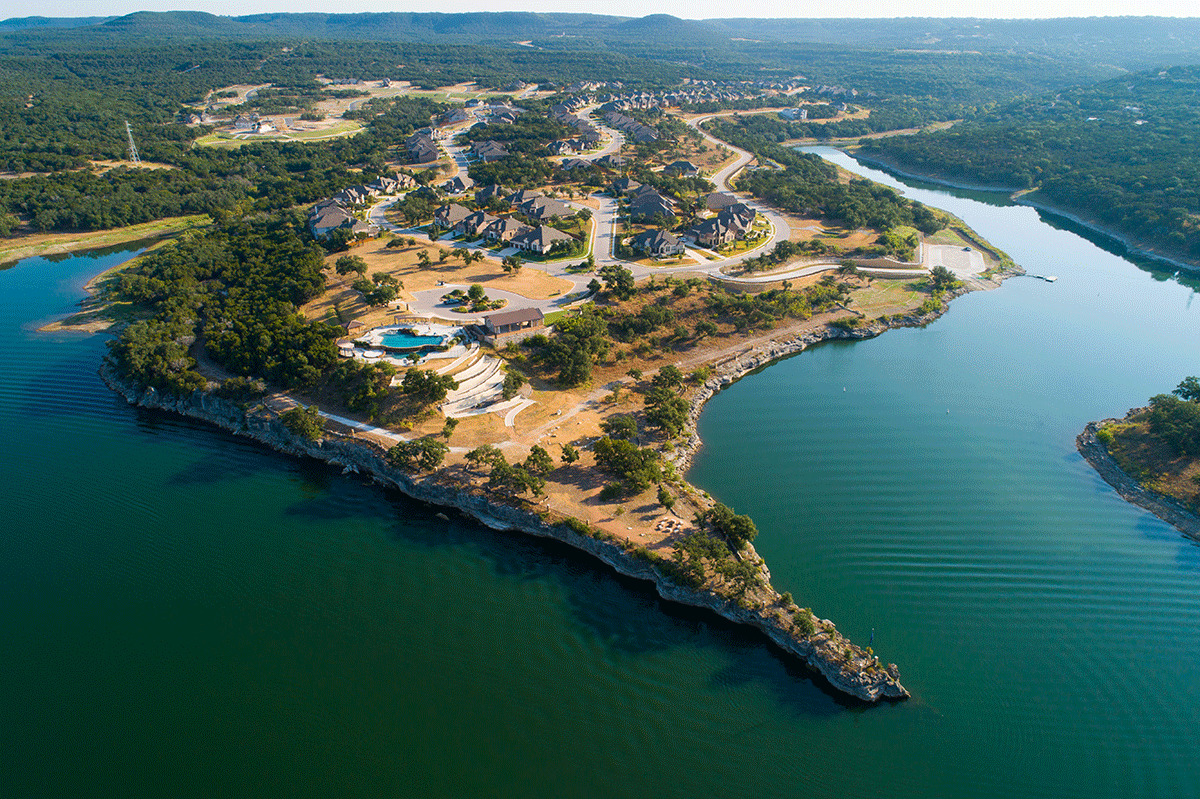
861,65 -> 1200,263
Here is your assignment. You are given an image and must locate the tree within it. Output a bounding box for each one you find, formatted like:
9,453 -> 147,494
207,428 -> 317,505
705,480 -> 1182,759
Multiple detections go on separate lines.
587,278 -> 603,294
280,405 -> 323,441
502,254 -> 523,274
599,264 -> 636,300
930,264 -> 960,291
467,444 -> 504,469
401,368 -> 458,405
467,283 -> 487,302
600,414 -> 638,440
441,416 -> 459,439
701,502 -> 758,550
502,369 -> 525,400
1174,376 -> 1200,403
451,247 -> 469,263
626,368 -> 643,381
416,249 -> 432,266
657,484 -> 676,512
335,255 -> 368,275
592,436 -> 661,494
644,386 -> 689,436
524,444 -> 554,476
560,443 -> 579,464
388,437 -> 448,471
652,364 -> 684,391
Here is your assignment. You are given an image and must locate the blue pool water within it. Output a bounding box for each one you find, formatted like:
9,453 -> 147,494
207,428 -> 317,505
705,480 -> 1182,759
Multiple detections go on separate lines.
377,330 -> 446,350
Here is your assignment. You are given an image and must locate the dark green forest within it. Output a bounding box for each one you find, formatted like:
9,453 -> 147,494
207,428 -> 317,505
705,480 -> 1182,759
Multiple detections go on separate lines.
862,65 -> 1200,261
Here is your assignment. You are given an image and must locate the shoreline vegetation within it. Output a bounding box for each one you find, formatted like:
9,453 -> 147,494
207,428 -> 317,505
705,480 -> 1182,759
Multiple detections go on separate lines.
1077,379 -> 1200,543
850,151 -> 1200,275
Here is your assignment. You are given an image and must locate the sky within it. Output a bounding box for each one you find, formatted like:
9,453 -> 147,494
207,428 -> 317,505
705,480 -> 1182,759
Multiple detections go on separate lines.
4,0 -> 1195,21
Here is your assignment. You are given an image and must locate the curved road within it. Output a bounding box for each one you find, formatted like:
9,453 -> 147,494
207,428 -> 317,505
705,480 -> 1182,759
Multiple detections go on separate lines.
365,109 -> 926,321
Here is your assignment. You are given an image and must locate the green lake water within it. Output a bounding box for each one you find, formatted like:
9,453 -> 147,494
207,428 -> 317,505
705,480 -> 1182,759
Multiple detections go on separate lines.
3,151 -> 1199,797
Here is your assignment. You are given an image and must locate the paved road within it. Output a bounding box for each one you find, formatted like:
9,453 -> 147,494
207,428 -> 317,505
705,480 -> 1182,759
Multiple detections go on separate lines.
362,108 -> 929,319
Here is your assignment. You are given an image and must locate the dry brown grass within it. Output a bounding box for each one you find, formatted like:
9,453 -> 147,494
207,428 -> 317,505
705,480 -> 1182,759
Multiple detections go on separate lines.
300,238 -> 574,325
1106,416 -> 1200,512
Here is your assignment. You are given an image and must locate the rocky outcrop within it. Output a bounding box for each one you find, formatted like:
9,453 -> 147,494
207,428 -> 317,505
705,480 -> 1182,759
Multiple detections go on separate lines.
1077,415 -> 1200,542
101,361 -> 908,702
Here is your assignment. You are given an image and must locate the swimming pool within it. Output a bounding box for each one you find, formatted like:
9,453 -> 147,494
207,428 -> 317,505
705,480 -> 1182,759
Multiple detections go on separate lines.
377,330 -> 447,350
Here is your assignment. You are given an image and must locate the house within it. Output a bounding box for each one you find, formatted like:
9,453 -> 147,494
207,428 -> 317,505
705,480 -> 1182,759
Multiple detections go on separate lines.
595,154 -> 626,170
308,203 -> 355,238
705,192 -> 739,211
252,119 -> 276,134
721,204 -> 756,231
510,225 -> 574,255
456,210 -> 499,239
483,307 -> 545,344
611,177 -> 641,195
471,140 -> 509,162
407,132 -> 440,164
779,107 -> 808,121
628,191 -> 677,223
440,108 -> 471,126
433,203 -> 472,230
483,218 -> 531,244
559,158 -> 592,171
629,229 -> 685,257
440,176 -> 470,195
474,183 -> 508,205
690,216 -> 740,248
518,197 -> 575,222
368,176 -> 400,195
393,172 -> 419,190
548,140 -> 578,156
664,160 -> 699,177
506,189 -> 542,207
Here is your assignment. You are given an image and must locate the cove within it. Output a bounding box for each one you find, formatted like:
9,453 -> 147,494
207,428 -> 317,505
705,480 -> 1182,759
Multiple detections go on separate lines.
688,147 -> 1200,796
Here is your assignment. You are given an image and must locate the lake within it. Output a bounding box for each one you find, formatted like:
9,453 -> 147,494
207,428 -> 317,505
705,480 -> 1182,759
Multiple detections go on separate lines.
3,152 -> 1199,797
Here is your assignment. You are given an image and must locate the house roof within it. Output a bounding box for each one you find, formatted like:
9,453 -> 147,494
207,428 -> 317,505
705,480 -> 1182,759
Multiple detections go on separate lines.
705,192 -> 739,210
434,203 -> 472,225
631,229 -> 681,249
512,225 -> 573,249
485,306 -> 544,328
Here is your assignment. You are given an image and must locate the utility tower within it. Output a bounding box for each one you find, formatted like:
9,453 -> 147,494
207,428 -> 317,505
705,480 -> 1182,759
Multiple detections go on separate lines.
125,121 -> 141,164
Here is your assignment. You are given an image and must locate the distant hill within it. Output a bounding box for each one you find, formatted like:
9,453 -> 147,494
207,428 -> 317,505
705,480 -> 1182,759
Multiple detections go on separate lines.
4,11 -> 1200,72
0,16 -> 112,30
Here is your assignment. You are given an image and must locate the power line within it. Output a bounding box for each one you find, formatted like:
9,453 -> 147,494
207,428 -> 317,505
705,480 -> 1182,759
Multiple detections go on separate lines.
125,119 -> 141,163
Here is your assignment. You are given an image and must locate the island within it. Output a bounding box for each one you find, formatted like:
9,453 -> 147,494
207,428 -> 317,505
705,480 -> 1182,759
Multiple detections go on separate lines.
1078,378 -> 1200,542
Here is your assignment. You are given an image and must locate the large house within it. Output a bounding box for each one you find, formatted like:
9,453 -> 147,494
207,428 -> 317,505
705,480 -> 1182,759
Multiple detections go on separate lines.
482,307 -> 545,345
474,183 -> 508,205
510,225 -> 574,255
628,190 -> 677,223
483,218 -> 531,244
664,160 -> 699,177
407,131 -> 440,164
307,199 -> 379,240
471,140 -> 509,162
690,215 -> 741,248
518,196 -> 575,222
629,229 -> 685,257
457,210 -> 499,239
433,203 -> 472,230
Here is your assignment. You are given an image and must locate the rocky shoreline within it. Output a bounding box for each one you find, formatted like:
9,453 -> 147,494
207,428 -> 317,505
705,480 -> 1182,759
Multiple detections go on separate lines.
100,361 -> 910,702
851,152 -> 1200,275
1076,415 -> 1200,543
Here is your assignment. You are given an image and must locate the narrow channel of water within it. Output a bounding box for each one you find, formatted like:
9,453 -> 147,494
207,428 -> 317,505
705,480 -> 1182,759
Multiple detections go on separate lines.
3,148 -> 1199,797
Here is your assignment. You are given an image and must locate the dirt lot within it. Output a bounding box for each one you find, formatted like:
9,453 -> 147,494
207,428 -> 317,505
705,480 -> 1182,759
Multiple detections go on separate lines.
301,237 -> 573,326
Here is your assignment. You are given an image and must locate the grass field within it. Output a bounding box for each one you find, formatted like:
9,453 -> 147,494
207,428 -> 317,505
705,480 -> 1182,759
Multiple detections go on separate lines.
194,121 -> 364,149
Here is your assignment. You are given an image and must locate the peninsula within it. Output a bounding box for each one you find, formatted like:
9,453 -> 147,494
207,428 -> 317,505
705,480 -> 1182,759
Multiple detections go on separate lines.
1078,378 -> 1200,542
78,87 -> 1018,702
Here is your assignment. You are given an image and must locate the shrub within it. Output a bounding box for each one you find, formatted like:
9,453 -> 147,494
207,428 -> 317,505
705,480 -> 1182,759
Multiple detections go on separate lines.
280,405 -> 324,441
